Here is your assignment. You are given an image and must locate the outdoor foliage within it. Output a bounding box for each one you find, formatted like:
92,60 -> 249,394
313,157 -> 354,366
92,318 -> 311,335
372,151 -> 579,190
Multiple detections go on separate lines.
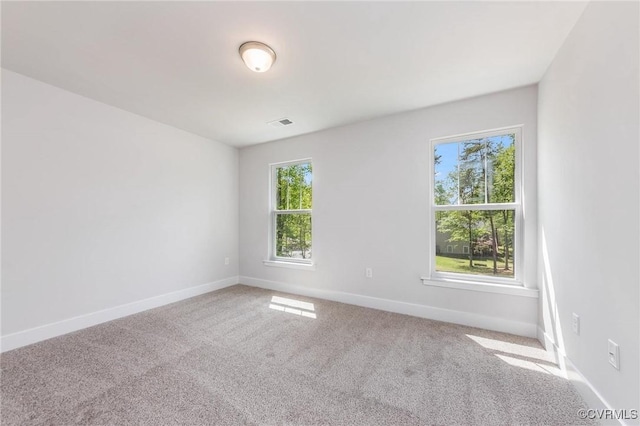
275,163 -> 312,259
434,135 -> 515,277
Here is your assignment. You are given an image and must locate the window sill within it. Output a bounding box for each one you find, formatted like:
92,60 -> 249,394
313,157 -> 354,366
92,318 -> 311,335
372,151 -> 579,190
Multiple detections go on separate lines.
421,276 -> 538,298
263,260 -> 316,271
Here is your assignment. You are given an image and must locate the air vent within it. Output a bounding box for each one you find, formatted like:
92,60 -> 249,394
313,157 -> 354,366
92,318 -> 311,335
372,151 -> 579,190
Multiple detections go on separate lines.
267,118 -> 294,128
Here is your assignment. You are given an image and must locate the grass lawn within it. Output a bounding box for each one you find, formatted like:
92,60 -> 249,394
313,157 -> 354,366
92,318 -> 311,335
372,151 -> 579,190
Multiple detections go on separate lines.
435,255 -> 514,277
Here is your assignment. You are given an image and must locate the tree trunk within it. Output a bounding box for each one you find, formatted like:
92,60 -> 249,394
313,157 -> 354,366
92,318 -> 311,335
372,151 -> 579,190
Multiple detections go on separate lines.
502,211 -> 510,270
489,213 -> 498,274
299,216 -> 306,259
468,215 -> 474,268
276,217 -> 284,256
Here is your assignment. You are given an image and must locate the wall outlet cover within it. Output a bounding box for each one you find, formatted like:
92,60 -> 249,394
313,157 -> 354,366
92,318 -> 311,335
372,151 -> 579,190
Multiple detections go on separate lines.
608,339 -> 619,370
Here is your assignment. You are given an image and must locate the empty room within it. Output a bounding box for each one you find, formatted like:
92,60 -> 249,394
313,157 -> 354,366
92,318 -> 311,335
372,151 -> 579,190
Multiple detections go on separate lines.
1,1 -> 638,425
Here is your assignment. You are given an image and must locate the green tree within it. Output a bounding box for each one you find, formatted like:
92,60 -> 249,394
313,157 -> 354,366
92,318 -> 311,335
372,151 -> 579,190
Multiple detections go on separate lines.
438,163 -> 486,267
438,210 -> 485,267
275,163 -> 312,258
437,136 -> 515,275
457,139 -> 500,272
492,142 -> 515,270
458,137 -> 516,274
459,140 -> 492,268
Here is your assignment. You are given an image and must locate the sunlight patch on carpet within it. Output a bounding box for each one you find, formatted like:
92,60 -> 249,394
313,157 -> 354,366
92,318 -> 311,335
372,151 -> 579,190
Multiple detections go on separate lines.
269,296 -> 316,319
467,334 -> 565,377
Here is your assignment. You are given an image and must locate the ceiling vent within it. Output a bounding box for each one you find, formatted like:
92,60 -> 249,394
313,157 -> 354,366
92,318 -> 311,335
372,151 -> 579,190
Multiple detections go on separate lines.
268,118 -> 294,128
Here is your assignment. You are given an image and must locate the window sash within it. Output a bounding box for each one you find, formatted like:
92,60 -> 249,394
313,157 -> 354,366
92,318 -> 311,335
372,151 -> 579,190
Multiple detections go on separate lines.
271,212 -> 312,263
432,127 -> 522,206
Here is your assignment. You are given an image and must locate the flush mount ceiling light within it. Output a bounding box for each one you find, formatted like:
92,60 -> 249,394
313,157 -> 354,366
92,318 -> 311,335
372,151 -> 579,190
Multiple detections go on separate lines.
239,41 -> 276,73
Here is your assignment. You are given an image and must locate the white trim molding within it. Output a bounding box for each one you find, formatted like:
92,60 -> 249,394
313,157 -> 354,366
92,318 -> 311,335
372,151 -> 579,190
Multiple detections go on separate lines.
0,276 -> 240,353
422,277 -> 539,298
263,260 -> 316,271
538,327 -> 625,426
240,276 -> 537,338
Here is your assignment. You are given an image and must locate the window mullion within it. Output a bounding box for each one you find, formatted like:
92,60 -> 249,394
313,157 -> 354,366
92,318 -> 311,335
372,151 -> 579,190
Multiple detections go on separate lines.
274,209 -> 312,214
434,203 -> 518,211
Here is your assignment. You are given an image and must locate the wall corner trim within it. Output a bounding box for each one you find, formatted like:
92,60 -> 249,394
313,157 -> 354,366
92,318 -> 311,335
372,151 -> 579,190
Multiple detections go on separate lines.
537,327 -> 624,425
1,276 -> 240,353
239,276 -> 537,338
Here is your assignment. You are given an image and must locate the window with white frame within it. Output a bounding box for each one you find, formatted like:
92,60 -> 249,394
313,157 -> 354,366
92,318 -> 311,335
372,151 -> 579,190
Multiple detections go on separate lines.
270,160 -> 312,263
431,127 -> 521,284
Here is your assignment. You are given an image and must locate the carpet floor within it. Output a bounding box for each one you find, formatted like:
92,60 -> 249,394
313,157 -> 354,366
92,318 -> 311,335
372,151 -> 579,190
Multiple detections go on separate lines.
1,284 -> 593,425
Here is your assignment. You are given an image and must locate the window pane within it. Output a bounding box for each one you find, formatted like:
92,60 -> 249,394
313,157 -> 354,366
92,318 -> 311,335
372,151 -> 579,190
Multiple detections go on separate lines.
486,134 -> 515,203
434,134 -> 515,205
434,143 -> 458,205
276,163 -> 312,210
435,209 -> 515,278
276,213 -> 312,259
458,140 -> 486,204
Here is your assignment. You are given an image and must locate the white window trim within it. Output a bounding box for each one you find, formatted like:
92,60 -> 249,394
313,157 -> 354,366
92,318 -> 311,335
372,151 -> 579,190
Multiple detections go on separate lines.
263,260 -> 316,271
267,158 -> 314,267
427,126 -> 525,288
421,276 -> 538,298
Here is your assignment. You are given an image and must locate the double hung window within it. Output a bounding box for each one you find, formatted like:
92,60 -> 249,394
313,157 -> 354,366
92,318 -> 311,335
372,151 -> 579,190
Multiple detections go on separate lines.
270,160 -> 313,263
430,127 -> 522,284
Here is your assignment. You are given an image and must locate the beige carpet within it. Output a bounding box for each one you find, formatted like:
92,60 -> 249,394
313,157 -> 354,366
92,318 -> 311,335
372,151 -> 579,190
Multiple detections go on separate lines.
1,284 -> 593,425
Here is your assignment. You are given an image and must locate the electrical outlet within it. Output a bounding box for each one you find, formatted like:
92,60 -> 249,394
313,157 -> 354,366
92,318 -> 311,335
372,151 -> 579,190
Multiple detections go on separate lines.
365,268 -> 373,278
224,257 -> 230,266
572,313 -> 580,335
608,340 -> 619,370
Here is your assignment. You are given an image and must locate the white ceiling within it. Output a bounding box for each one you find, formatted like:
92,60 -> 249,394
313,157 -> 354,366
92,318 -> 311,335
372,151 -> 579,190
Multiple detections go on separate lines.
2,1 -> 587,147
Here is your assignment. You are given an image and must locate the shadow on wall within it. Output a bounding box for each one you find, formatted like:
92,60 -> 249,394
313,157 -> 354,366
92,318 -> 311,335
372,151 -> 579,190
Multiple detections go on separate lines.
540,228 -> 567,372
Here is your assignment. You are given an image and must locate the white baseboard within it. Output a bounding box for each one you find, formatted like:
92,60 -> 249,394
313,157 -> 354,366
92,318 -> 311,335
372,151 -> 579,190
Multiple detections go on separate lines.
239,276 -> 537,338
537,327 -> 627,426
1,276 -> 239,353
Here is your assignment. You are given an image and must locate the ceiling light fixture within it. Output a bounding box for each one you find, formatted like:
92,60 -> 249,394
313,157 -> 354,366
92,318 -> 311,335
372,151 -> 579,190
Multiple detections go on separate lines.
239,41 -> 276,73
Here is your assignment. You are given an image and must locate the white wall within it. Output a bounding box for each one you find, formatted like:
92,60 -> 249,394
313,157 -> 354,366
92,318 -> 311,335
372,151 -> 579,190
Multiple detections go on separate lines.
239,86 -> 539,336
538,1 -> 639,416
2,70 -> 239,337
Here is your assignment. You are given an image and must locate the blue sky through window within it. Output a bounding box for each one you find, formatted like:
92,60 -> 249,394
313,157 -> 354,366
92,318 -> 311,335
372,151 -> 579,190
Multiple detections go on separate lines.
434,134 -> 514,204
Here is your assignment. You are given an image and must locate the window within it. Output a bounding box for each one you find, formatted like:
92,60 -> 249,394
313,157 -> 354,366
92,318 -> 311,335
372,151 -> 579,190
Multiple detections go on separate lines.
270,160 -> 312,263
430,127 -> 521,284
